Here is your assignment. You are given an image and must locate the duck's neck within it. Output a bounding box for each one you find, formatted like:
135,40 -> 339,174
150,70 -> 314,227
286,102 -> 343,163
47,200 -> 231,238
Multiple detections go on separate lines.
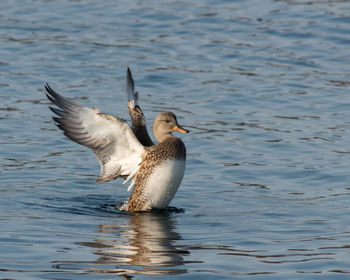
153,131 -> 173,143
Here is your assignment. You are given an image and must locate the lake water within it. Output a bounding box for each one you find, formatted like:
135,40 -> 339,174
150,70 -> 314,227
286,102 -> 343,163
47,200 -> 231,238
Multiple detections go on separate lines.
1,0 -> 350,279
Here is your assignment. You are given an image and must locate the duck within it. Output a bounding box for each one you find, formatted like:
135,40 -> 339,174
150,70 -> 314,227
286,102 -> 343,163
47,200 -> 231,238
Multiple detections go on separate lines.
45,68 -> 189,213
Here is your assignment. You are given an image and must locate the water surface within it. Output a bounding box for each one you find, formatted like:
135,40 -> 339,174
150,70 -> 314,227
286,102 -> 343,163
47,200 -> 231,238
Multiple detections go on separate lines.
1,0 -> 350,279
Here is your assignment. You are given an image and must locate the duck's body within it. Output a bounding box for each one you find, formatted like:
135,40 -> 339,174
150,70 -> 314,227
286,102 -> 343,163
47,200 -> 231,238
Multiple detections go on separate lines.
128,135 -> 186,212
45,68 -> 188,213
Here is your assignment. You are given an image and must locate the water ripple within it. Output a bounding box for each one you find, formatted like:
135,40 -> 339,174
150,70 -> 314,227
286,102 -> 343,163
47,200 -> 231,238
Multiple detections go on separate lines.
1,0 -> 350,278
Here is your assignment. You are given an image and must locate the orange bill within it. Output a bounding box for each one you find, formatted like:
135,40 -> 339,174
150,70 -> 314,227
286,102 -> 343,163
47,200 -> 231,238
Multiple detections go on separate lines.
173,125 -> 189,133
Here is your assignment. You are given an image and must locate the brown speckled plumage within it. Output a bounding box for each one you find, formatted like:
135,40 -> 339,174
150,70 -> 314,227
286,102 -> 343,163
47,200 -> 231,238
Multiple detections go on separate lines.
127,135 -> 186,212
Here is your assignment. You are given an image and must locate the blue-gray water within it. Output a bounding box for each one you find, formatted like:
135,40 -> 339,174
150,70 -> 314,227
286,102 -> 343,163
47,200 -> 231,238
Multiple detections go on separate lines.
1,0 -> 350,279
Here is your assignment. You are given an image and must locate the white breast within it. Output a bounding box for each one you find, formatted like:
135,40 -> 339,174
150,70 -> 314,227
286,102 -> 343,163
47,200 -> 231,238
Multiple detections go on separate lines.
143,159 -> 186,209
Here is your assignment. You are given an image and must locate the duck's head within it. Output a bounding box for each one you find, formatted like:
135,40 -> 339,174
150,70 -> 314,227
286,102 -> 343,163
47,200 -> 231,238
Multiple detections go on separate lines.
152,112 -> 189,142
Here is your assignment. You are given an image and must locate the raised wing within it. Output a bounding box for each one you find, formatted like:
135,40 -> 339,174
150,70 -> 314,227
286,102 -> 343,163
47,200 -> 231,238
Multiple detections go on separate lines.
45,83 -> 144,187
126,68 -> 154,147
126,67 -> 139,108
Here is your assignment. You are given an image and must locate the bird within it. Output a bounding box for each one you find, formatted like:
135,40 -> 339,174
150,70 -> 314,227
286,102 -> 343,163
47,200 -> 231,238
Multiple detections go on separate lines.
45,68 -> 189,213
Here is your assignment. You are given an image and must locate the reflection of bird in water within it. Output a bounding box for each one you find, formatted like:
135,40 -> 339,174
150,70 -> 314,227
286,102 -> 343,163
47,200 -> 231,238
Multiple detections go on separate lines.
46,68 -> 189,212
78,212 -> 188,277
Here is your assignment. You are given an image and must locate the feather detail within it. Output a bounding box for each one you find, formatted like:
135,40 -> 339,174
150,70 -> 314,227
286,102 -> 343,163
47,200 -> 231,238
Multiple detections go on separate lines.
45,83 -> 145,189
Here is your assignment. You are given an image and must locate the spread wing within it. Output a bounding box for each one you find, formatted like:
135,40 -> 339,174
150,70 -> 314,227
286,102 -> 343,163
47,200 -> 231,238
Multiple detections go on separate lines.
45,83 -> 144,188
126,68 -> 154,147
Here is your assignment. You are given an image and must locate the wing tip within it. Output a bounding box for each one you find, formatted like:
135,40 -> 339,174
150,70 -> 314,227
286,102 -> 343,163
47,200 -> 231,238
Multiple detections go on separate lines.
127,66 -> 132,76
45,83 -> 54,96
45,83 -> 60,104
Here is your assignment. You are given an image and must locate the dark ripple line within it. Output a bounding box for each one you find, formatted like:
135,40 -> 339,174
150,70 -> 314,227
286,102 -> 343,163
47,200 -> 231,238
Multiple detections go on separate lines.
218,252 -> 334,259
192,269 -> 276,276
261,256 -> 334,264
